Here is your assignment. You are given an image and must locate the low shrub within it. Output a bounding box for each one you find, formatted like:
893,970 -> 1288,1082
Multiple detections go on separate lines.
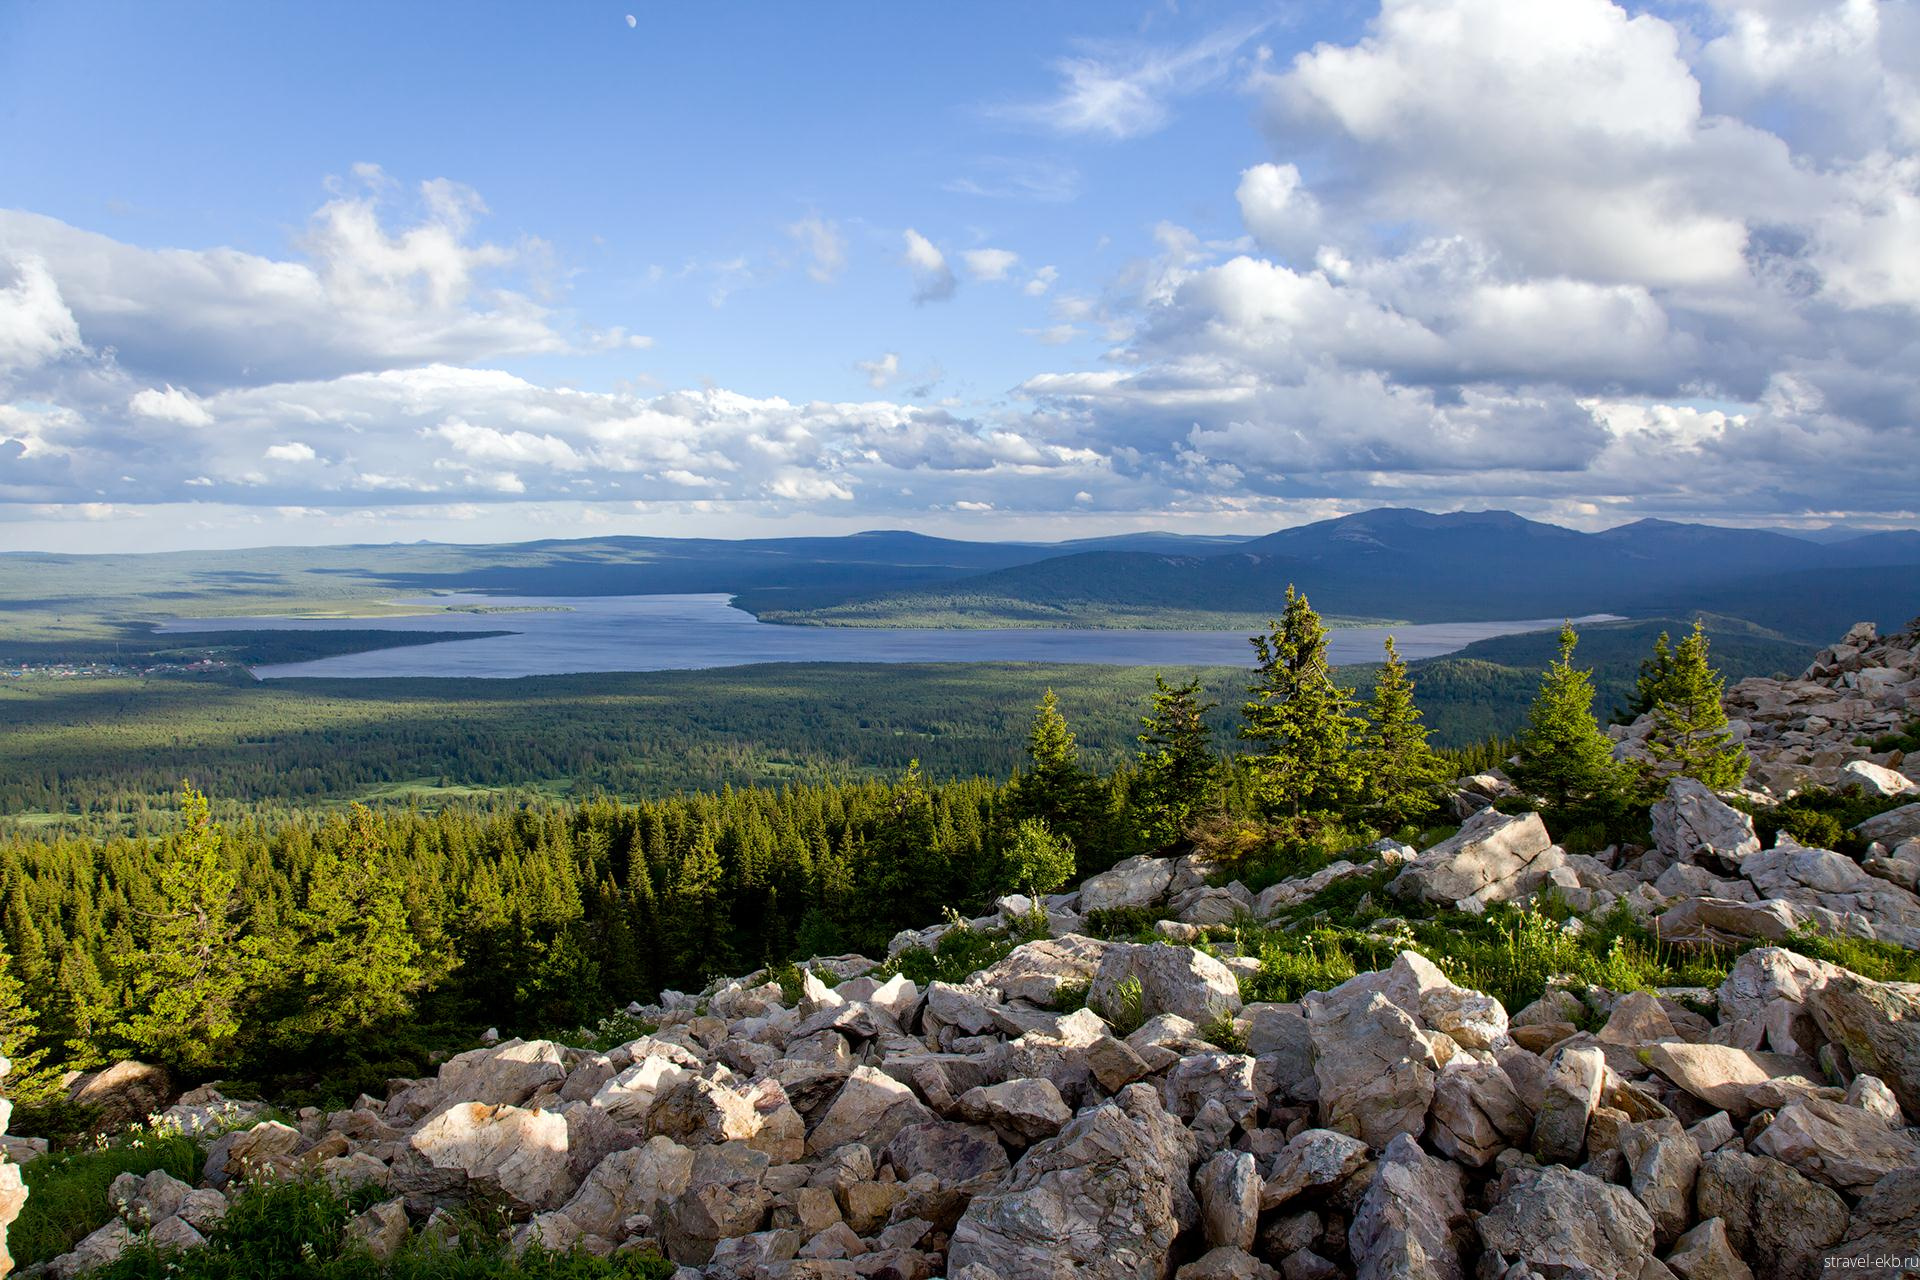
1735,787 -> 1909,857
879,917 -> 1020,987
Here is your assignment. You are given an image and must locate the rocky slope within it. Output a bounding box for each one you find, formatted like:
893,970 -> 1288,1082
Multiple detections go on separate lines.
16,622 -> 1920,1280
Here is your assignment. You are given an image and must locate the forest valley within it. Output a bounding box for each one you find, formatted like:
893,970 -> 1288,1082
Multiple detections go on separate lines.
0,590 -> 1874,1128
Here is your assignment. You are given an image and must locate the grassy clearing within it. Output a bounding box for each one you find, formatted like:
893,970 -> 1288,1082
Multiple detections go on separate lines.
11,1130 -> 203,1267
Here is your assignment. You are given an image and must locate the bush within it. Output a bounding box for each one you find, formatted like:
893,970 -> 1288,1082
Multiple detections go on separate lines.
11,1128 -> 203,1267
1227,820 -> 1380,895
879,917 -> 1020,987
1000,818 -> 1076,897
1735,787 -> 1909,857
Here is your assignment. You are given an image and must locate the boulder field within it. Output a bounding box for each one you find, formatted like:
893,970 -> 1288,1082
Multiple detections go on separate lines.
17,619 -> 1920,1280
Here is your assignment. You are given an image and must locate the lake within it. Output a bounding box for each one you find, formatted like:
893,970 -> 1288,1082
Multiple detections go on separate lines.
157,594 -> 1617,679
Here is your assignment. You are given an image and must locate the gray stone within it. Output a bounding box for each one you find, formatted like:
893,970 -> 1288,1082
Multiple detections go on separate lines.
1652,779 -> 1760,866
1089,942 -> 1243,1026
1348,1134 -> 1468,1280
1477,1164 -> 1655,1280
948,1084 -> 1196,1280
1197,1150 -> 1261,1253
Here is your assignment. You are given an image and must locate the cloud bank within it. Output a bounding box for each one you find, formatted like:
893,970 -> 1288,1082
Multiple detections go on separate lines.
4,0 -> 1919,545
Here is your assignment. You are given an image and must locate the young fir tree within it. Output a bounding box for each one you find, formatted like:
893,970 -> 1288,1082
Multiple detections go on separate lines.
122,786 -> 263,1073
1133,675 -> 1221,846
274,804 -> 426,1046
1009,690 -> 1099,848
1644,620 -> 1749,790
1240,586 -> 1366,824
1509,624 -> 1623,817
1622,630 -> 1677,721
1000,817 -> 1077,897
1359,637 -> 1449,831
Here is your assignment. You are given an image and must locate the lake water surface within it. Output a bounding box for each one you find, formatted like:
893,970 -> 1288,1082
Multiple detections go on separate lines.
158,594 -> 1617,679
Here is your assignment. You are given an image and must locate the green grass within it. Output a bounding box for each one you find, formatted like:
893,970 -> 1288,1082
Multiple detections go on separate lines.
91,1176 -> 675,1280
10,1131 -> 203,1267
1784,928 -> 1920,983
1240,882 -> 1733,1012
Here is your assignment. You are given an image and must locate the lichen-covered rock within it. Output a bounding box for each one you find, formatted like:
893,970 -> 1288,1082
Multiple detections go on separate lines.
956,1078 -> 1071,1146
555,1135 -> 692,1238
804,1066 -> 935,1157
65,1060 -> 172,1131
1617,1118 -> 1700,1248
1532,1045 -> 1605,1165
1077,856 -> 1176,913
968,935 -> 1111,1005
1197,1150 -> 1261,1253
1390,808 -> 1560,908
406,1102 -> 574,1213
1428,1054 -> 1529,1168
1693,1149 -> 1847,1280
1824,1168 -> 1920,1273
1477,1164 -> 1655,1280
1347,1134 -> 1468,1280
1652,779 -> 1761,866
1749,1097 -> 1920,1195
1306,989 -> 1445,1150
948,1085 -> 1195,1280
1665,1218 -> 1753,1280
1807,971 -> 1920,1117
1261,1127 -> 1372,1209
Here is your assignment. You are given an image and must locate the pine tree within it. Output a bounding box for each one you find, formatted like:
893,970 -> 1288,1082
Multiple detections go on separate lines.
1509,624 -> 1623,817
274,804 -> 425,1046
1644,620 -> 1749,790
1240,586 -> 1366,824
1133,675 -> 1221,846
1359,637 -> 1449,831
121,786 -> 263,1073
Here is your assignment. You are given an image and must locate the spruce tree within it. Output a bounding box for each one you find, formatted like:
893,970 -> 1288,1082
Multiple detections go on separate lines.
1359,637 -> 1449,831
1133,675 -> 1221,846
1645,620 -> 1749,790
122,786 -> 263,1073
1509,624 -> 1623,817
1008,690 -> 1099,847
1240,586 -> 1366,824
1622,629 -> 1677,721
0,935 -> 59,1107
275,804 -> 425,1046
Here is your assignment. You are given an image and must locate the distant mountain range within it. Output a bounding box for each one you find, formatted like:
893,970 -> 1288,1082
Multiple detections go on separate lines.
6,509 -> 1916,657
743,508 -> 1920,642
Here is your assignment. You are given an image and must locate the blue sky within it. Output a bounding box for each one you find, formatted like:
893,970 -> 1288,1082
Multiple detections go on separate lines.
2,0 -> 1917,551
